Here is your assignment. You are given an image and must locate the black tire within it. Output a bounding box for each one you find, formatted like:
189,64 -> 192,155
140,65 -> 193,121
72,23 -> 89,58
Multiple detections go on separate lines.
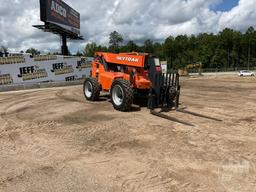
110,79 -> 134,111
83,77 -> 101,101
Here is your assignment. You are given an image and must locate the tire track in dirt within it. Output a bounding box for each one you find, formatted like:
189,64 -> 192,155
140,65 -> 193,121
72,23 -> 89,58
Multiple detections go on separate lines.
56,89 -> 85,103
0,77 -> 256,192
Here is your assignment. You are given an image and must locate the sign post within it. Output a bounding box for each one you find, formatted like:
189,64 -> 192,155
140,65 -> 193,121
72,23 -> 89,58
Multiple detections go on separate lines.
34,0 -> 84,55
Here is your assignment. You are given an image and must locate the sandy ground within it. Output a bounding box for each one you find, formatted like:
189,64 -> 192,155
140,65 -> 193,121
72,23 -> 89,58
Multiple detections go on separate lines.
0,76 -> 256,192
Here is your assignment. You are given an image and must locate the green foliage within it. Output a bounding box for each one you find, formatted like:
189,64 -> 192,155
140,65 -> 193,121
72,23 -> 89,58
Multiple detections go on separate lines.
109,31 -> 123,53
83,42 -> 97,57
83,27 -> 256,70
75,51 -> 83,56
143,39 -> 154,53
26,48 -> 40,55
120,40 -> 140,52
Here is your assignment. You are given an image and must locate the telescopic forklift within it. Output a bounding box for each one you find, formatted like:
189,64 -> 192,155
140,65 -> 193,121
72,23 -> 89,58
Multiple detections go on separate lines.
83,52 -> 220,125
83,52 -> 180,110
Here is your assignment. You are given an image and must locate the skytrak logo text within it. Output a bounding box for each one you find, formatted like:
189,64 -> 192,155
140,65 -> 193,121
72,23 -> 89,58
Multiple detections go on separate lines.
116,56 -> 139,62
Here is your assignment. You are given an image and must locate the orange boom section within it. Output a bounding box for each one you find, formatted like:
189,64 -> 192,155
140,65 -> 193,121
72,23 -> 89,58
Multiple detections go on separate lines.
91,52 -> 151,91
100,52 -> 145,67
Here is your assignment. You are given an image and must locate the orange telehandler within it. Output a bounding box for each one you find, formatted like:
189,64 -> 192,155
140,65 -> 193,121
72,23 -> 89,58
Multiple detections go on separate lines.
83,52 -> 220,125
83,52 -> 180,111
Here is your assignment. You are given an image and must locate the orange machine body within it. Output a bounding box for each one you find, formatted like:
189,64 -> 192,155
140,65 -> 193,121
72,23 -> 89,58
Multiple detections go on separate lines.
91,52 -> 155,91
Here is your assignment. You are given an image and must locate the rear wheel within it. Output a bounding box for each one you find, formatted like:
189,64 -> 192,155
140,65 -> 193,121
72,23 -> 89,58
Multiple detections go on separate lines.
110,79 -> 134,111
83,77 -> 101,101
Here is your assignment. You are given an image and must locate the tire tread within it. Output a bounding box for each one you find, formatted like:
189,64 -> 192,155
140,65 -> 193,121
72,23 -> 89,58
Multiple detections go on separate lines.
111,79 -> 133,111
83,77 -> 101,101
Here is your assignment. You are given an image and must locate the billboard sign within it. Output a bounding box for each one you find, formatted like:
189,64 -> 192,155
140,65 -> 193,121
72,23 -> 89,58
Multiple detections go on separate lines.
40,0 -> 80,35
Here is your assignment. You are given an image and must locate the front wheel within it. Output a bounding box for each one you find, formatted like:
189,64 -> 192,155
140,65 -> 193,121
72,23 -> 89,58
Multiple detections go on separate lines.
83,77 -> 101,101
110,79 -> 134,111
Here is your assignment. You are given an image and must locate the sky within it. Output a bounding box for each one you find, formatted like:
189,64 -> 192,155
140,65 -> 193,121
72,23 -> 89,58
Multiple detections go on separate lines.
0,0 -> 255,54
211,0 -> 239,12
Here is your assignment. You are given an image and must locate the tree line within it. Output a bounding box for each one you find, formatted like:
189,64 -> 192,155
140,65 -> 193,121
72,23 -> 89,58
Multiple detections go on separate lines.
84,27 -> 256,70
1,27 -> 256,70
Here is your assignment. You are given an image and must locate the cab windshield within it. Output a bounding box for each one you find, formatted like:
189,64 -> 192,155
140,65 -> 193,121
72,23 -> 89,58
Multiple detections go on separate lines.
154,58 -> 160,66
145,57 -> 160,69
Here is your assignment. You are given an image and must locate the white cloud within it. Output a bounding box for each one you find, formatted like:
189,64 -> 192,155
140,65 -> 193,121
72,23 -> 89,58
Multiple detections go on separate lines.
0,0 -> 255,53
219,0 -> 256,31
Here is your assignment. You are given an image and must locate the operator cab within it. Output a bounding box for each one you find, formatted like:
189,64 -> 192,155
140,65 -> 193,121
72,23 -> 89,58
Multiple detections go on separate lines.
145,56 -> 161,71
144,56 -> 162,83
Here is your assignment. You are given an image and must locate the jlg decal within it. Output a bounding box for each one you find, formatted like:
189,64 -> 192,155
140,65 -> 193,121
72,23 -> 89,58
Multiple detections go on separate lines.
116,56 -> 139,62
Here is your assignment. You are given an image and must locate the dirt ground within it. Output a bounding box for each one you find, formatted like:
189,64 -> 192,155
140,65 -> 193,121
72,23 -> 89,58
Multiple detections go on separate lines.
0,76 -> 255,192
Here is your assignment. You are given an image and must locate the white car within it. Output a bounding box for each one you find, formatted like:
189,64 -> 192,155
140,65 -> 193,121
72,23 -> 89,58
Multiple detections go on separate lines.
238,70 -> 255,77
